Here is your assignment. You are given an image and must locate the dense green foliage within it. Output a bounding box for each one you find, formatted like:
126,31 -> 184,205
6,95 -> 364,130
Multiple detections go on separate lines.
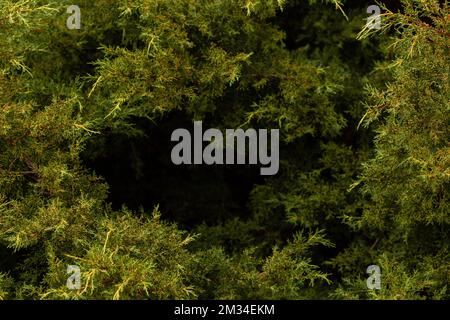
0,0 -> 448,299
